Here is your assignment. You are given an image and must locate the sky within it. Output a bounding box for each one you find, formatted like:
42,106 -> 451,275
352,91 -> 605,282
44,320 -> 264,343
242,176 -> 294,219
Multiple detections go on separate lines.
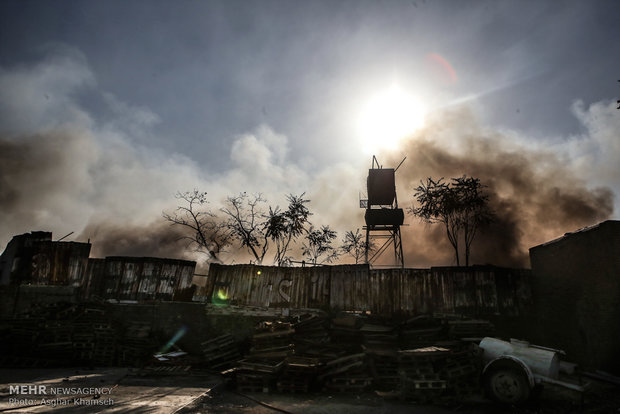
1,0 -> 619,268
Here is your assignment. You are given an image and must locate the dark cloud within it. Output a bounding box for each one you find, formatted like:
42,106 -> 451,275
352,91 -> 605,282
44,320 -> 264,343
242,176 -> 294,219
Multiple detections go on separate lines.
387,106 -> 614,267
80,220 -> 195,261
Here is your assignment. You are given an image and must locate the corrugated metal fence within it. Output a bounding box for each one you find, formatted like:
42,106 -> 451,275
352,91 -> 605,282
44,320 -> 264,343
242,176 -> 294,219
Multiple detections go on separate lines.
207,264 -> 531,317
83,257 -> 196,301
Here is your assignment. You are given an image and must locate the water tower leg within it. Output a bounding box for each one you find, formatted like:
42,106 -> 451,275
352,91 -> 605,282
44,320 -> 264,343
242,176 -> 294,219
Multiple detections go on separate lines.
365,226 -> 370,264
393,226 -> 404,268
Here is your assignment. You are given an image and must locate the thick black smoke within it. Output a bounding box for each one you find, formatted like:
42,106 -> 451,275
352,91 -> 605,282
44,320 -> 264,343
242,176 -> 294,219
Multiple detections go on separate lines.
387,107 -> 614,267
81,221 -> 196,260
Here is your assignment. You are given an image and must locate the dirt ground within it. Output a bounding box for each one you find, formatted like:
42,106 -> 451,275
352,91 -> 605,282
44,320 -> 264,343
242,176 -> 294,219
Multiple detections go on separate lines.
1,368 -> 618,414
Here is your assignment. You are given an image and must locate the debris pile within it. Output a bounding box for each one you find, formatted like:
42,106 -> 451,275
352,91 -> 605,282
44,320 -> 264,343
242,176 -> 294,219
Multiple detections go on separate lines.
367,347 -> 400,392
142,350 -> 192,375
447,319 -> 495,339
276,356 -> 320,393
236,358 -> 283,393
224,313 -> 485,403
396,344 -> 479,403
118,321 -> 152,366
201,334 -> 241,370
0,302 -> 156,367
292,314 -> 330,352
250,321 -> 295,359
320,353 -> 372,393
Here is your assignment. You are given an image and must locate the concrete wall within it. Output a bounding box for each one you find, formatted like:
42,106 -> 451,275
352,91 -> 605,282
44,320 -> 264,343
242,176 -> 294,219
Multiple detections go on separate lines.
529,220 -> 620,374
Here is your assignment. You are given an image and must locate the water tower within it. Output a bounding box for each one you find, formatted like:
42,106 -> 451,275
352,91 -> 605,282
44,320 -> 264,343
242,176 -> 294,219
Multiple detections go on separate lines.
361,156 -> 405,268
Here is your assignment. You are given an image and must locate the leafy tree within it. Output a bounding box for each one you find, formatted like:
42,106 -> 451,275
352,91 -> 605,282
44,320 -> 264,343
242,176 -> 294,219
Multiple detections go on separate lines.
167,191 -> 315,266
452,176 -> 493,266
162,190 -> 231,263
220,192 -> 313,265
266,193 -> 311,266
341,229 -> 375,264
302,225 -> 339,265
410,176 -> 492,266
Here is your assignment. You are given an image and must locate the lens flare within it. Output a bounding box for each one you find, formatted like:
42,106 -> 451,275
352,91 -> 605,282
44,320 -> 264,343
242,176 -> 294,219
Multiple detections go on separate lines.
213,288 -> 230,307
427,53 -> 457,84
157,326 -> 188,354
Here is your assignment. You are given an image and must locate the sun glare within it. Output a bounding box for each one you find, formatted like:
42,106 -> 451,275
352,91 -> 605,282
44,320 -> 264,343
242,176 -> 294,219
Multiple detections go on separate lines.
357,85 -> 426,153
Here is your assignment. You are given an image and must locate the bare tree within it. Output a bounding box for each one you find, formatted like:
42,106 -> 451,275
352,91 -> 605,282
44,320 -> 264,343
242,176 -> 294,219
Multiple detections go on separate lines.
302,225 -> 339,265
162,190 -> 231,262
267,193 -> 311,266
410,176 -> 492,266
341,229 -> 375,264
220,193 -> 271,264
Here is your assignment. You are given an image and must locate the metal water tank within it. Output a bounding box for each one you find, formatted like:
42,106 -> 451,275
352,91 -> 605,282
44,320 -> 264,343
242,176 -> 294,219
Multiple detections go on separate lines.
367,168 -> 396,206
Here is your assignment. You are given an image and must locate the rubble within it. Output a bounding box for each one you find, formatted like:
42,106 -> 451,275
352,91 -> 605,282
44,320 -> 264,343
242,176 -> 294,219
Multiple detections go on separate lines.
277,356 -> 320,393
0,302 -> 156,368
201,334 -> 242,369
217,312 -> 485,405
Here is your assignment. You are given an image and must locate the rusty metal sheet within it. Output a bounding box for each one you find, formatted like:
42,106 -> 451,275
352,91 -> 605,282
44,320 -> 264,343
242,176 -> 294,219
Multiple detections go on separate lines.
208,263 -> 532,317
30,241 -> 90,286
208,263 -> 333,309
82,258 -> 105,299
328,265 -> 369,311
91,257 -> 196,301
399,269 -> 434,314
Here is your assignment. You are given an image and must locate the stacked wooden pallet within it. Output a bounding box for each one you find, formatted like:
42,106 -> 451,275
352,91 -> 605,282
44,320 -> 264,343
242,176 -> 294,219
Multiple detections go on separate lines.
276,356 -> 320,393
361,323 -> 398,349
399,316 -> 444,349
447,319 -> 495,339
232,322 -> 294,393
396,344 -> 481,403
6,317 -> 43,358
72,307 -> 117,365
118,321 -> 152,366
398,347 -> 450,403
293,314 -> 329,346
142,365 -> 192,375
440,345 -> 480,402
201,334 -> 241,369
225,314 -> 486,401
320,353 -> 372,393
366,347 -> 400,392
250,321 -> 295,359
236,358 -> 284,393
72,321 -> 95,362
330,316 -> 364,353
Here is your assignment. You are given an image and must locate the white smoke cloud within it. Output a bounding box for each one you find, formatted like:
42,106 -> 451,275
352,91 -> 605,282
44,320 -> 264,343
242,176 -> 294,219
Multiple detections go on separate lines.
567,99 -> 620,205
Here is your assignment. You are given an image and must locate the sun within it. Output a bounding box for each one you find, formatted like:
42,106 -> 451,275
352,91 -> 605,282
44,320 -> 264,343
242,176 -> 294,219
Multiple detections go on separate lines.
357,85 -> 426,153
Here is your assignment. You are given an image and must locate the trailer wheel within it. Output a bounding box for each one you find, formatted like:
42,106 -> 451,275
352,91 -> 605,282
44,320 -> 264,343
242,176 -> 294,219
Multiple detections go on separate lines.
483,360 -> 531,405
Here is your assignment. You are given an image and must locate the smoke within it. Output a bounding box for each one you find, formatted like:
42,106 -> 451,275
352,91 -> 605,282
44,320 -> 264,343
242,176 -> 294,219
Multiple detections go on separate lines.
0,48 -> 617,270
0,48 -> 206,259
83,221 -> 196,260
386,104 -> 616,267
0,48 -> 360,267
